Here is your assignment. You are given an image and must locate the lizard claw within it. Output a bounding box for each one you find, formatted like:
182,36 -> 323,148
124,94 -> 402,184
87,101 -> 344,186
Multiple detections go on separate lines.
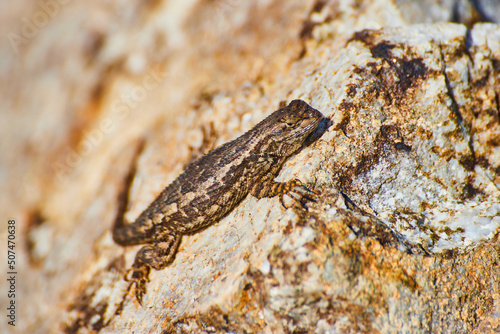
124,265 -> 150,306
279,179 -> 316,209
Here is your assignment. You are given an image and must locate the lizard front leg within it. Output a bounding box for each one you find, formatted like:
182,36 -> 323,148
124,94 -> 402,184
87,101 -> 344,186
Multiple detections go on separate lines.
249,177 -> 315,208
125,230 -> 182,305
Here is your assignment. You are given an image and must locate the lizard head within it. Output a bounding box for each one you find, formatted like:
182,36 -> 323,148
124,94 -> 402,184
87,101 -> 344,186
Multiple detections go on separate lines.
256,99 -> 324,156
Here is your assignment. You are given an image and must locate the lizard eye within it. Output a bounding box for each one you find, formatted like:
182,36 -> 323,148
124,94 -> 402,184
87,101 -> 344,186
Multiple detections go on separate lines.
282,116 -> 299,127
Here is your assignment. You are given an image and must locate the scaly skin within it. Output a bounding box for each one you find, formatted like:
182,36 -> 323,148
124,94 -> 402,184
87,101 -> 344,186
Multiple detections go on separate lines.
113,99 -> 324,305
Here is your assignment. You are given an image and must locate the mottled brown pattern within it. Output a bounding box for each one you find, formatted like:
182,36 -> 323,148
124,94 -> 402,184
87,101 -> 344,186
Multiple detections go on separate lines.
113,100 -> 324,305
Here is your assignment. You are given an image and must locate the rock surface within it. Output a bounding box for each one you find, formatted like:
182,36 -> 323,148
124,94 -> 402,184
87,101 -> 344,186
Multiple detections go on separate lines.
1,1 -> 499,333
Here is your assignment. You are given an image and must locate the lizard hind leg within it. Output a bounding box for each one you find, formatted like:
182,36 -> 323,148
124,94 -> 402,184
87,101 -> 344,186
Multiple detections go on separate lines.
125,232 -> 182,305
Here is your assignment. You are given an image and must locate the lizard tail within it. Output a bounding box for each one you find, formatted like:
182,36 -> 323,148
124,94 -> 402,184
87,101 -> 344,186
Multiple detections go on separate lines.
112,138 -> 146,245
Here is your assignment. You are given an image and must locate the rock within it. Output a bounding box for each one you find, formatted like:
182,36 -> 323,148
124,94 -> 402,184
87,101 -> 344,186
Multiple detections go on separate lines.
395,0 -> 500,25
99,23 -> 499,334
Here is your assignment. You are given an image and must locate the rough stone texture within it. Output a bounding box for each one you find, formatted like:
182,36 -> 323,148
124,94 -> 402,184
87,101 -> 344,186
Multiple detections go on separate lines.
1,1 -> 499,333
395,0 -> 500,25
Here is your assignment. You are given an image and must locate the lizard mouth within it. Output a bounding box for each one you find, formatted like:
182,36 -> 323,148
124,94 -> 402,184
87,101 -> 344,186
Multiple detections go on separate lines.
299,116 -> 322,135
280,117 -> 322,146
302,121 -> 318,132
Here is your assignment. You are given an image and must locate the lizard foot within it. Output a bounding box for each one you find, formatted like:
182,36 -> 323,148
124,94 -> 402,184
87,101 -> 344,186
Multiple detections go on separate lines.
124,265 -> 150,306
279,179 -> 316,209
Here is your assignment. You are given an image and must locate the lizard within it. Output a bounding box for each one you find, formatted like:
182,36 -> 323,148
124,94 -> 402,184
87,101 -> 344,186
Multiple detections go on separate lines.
112,99 -> 325,305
